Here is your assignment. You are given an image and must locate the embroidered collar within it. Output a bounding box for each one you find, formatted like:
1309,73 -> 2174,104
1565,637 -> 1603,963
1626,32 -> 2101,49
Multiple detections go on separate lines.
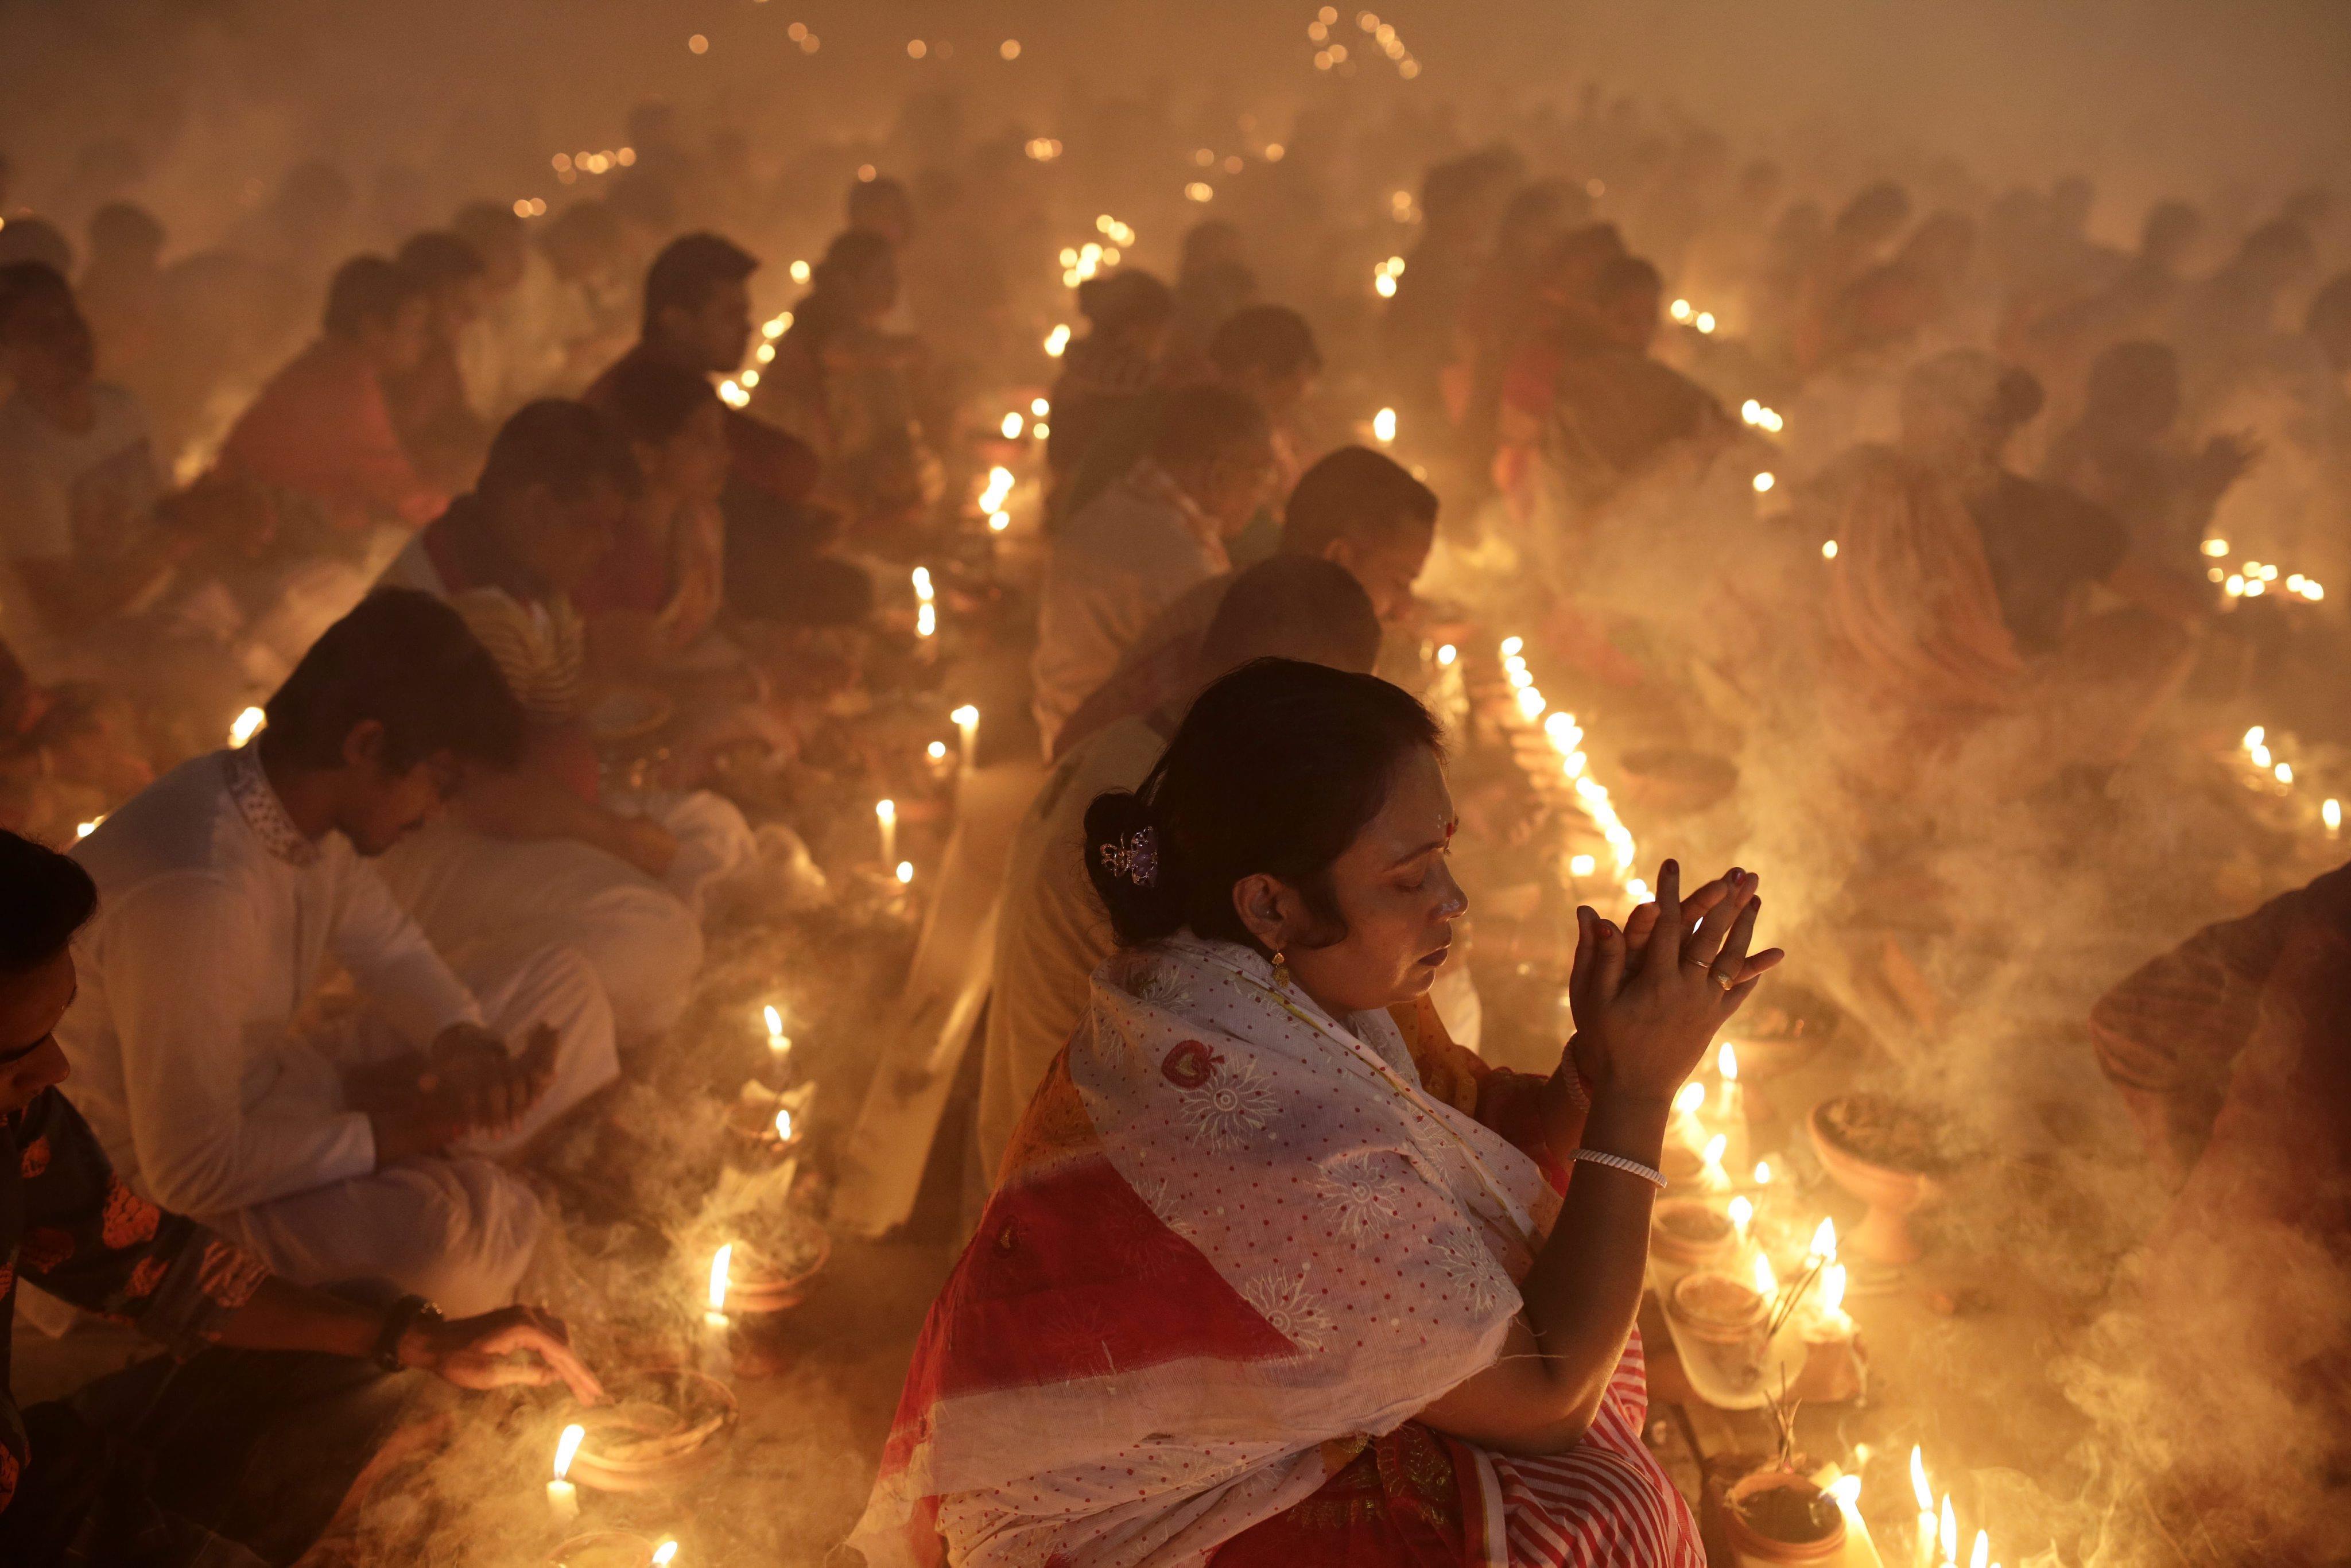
223,743 -> 320,867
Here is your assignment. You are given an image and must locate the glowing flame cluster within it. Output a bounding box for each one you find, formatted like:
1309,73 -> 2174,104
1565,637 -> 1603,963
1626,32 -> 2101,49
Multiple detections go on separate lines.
1669,298 -> 1718,333
2243,724 -> 2340,832
1738,398 -> 1785,434
1910,1446 -> 2003,1568
1025,138 -> 1064,161
1372,254 -> 1407,298
1309,7 -> 1419,76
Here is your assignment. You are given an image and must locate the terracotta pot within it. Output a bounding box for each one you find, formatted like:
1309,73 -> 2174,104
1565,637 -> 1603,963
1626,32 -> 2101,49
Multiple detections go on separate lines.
565,1370 -> 737,1494
1650,1198 -> 1737,1268
720,1225 -> 832,1314
1668,1270 -> 1768,1346
1808,1098 -> 1937,1264
1727,984 -> 1843,1079
545,1533 -> 659,1568
1721,1470 -> 1846,1562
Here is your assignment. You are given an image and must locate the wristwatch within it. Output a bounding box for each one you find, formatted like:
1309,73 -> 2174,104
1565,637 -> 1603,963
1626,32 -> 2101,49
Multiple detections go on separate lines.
373,1293 -> 444,1372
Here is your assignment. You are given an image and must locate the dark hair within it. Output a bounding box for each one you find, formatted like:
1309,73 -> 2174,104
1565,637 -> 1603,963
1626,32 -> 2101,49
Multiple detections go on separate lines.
1150,383 -> 1271,468
322,254 -> 426,338
1198,557 -> 1382,677
478,399 -> 641,503
1075,270 -> 1174,335
395,230 -> 486,290
88,201 -> 165,260
603,355 -> 720,448
1596,255 -> 1663,302
0,828 -> 98,976
641,231 -> 757,335
1084,659 -> 1441,950
1281,446 -> 1437,557
1208,304 -> 1321,380
264,590 -> 524,773
0,261 -> 72,338
451,201 -> 526,258
0,216 -> 73,274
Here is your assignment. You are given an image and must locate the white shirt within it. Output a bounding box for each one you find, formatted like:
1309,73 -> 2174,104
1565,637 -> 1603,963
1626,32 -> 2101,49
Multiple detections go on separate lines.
0,383 -> 158,679
59,746 -> 484,1220
1030,461 -> 1229,757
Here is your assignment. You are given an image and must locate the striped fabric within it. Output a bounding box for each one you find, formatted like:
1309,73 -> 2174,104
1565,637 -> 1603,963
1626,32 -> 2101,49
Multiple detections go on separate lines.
1485,1335 -> 1703,1568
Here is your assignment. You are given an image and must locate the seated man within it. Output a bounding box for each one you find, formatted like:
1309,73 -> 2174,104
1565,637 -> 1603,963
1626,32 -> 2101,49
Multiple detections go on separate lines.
1050,445 -> 1439,761
383,230 -> 493,495
377,399 -> 754,1039
585,232 -> 867,628
980,556 -> 1384,1178
216,254 -> 445,540
2,826 -> 600,1565
0,260 -> 172,684
57,590 -> 619,1316
1030,385 -> 1277,758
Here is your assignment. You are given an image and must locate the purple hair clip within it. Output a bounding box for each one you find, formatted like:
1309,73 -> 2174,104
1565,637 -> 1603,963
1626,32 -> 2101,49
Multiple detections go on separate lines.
1099,826 -> 1158,888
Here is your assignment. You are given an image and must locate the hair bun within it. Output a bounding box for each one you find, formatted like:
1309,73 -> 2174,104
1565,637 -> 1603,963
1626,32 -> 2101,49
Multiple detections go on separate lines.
1082,790 -> 1182,945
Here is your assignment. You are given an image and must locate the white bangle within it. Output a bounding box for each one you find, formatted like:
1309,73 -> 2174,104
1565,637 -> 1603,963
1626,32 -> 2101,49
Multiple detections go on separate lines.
1570,1147 -> 1668,1188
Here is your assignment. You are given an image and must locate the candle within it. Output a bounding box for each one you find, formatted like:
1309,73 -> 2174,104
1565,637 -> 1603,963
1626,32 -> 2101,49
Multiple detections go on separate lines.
1372,407 -> 1397,444
916,602 -> 937,638
1750,1249 -> 1778,1299
1727,1194 -> 1753,1244
703,1244 -> 735,1381
1701,1133 -> 1728,1189
1969,1530 -> 1989,1568
876,799 -> 897,866
1911,1447 -> 1935,1568
763,1006 -> 792,1077
896,860 -> 915,885
1826,1474 -> 1877,1559
228,706 -> 266,747
951,705 -> 980,772
1753,1159 -> 1772,1187
548,1422 -> 585,1522
653,1543 -> 679,1567
1939,1495 -> 1957,1568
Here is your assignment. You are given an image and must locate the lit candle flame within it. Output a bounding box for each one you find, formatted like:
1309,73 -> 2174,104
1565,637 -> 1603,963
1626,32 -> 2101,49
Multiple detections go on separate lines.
775,1107 -> 794,1142
1940,1495 -> 1957,1563
1753,1160 -> 1772,1185
1827,1473 -> 1862,1511
1436,643 -> 1457,666
897,861 -> 915,884
912,566 -> 934,602
1751,1250 -> 1778,1296
1000,412 -> 1025,439
2244,725 -> 2265,750
2325,798 -> 2341,830
1728,1194 -> 1753,1237
2276,762 -> 2294,784
876,799 -> 896,826
75,820 -> 100,840
1499,635 -> 1524,657
1752,470 -> 1775,494
1809,1217 -> 1837,1260
1970,1530 -> 1988,1568
764,1004 -> 783,1038
1822,1262 -> 1847,1314
1911,1446 -> 1933,1512
652,1543 -> 679,1567
708,1243 -> 733,1313
952,704 -> 980,730
1718,1042 -> 1739,1081
228,706 -> 266,747
553,1422 -> 585,1481
1702,1133 -> 1727,1169
1569,853 -> 1596,875
1674,1082 -> 1706,1115
929,740 -> 949,760
1372,407 -> 1397,443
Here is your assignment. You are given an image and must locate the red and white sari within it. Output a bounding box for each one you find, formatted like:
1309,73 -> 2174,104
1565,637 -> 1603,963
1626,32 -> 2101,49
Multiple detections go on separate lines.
850,935 -> 1701,1568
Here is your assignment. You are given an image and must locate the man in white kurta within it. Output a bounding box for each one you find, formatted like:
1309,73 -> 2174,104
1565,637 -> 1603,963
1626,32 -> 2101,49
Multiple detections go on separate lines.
59,742 -> 618,1316
1029,386 -> 1278,758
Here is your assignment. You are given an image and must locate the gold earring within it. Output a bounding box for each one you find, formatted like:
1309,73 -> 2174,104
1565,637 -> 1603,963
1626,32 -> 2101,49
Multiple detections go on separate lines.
1270,950 -> 1290,988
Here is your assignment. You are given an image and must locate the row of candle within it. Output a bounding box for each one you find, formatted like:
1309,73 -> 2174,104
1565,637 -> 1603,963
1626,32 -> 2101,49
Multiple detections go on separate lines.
2202,538 -> 2326,603
2241,723 -> 2341,837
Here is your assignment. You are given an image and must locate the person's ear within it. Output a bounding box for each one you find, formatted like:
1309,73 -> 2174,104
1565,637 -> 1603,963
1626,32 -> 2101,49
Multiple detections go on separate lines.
1231,872 -> 1298,953
342,718 -> 390,775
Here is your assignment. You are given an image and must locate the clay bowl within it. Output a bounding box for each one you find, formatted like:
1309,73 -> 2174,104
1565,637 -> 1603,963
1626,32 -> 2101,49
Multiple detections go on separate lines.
1615,746 -> 1740,817
545,1533 -> 661,1568
1721,1470 -> 1846,1563
1727,983 -> 1844,1080
1650,1198 -> 1737,1269
565,1369 -> 737,1495
1808,1096 -> 1942,1265
719,1224 -> 832,1315
1667,1270 -> 1769,1346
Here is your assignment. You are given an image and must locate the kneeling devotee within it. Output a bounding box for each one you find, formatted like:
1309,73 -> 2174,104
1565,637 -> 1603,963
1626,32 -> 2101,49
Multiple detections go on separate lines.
56,590 -> 619,1316
977,557 -> 1386,1179
377,398 -> 755,1041
1049,445 -> 1440,763
860,661 -> 1779,1568
3,826 -> 602,1566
